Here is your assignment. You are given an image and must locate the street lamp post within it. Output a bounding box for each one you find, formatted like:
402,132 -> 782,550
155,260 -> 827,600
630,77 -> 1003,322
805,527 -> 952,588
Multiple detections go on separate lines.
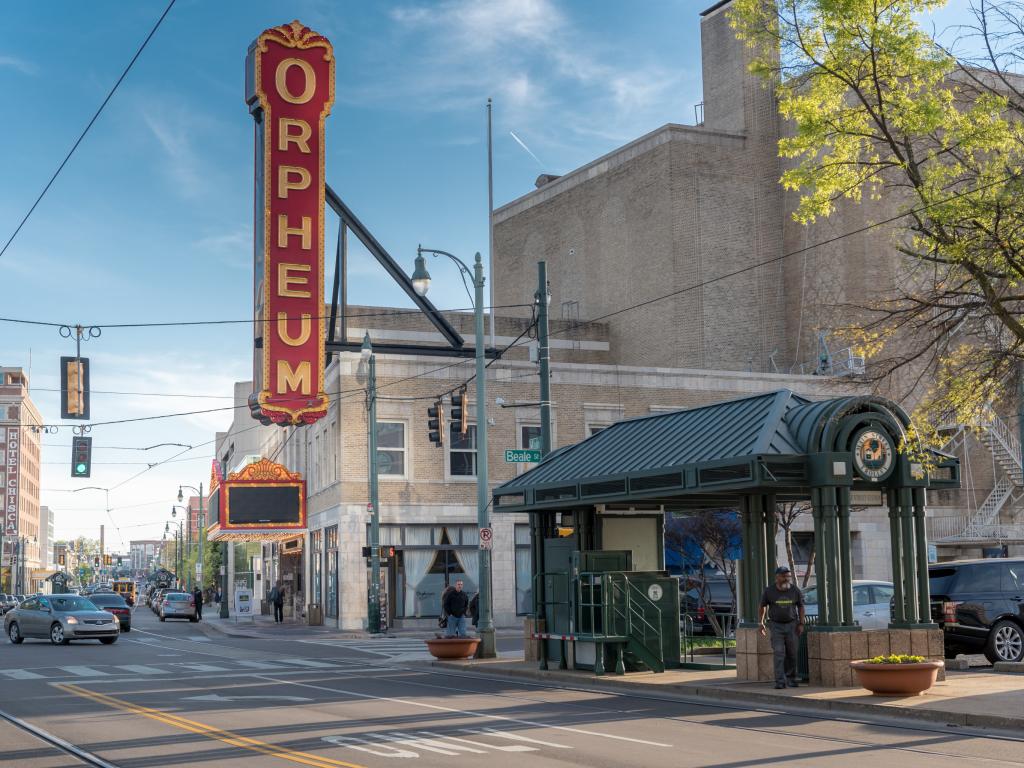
413,246 -> 496,658
178,485 -> 205,596
361,333 -> 382,634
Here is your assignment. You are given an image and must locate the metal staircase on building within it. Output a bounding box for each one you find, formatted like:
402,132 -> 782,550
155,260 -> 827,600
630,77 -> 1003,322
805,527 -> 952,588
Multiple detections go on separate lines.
935,407 -> 1024,542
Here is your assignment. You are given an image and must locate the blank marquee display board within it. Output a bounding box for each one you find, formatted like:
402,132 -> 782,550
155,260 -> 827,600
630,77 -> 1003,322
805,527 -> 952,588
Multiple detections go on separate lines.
207,458 -> 306,537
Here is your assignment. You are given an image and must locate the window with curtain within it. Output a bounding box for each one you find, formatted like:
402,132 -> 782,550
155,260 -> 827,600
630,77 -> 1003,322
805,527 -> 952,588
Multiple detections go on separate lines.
377,422 -> 406,477
311,529 -> 323,608
515,524 -> 533,615
401,526 -> 437,617
325,525 -> 338,619
449,423 -> 477,476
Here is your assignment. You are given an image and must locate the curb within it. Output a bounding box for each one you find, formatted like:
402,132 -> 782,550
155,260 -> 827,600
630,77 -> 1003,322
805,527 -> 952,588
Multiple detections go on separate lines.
431,661 -> 1024,735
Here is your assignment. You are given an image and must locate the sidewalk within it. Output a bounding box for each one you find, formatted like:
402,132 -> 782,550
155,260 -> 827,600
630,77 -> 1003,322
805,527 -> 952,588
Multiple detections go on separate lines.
195,609 -> 370,639
432,656 -> 1024,735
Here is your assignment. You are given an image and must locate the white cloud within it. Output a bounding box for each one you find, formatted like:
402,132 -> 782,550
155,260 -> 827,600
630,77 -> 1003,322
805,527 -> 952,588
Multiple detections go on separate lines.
0,55 -> 37,75
195,228 -> 251,270
390,0 -> 563,50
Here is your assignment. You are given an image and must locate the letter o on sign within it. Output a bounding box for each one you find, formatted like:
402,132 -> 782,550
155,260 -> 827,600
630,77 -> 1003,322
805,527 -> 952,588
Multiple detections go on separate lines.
276,58 -> 316,104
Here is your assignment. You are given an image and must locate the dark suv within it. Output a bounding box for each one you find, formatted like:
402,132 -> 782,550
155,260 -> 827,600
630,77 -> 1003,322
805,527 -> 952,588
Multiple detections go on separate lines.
929,558 -> 1024,663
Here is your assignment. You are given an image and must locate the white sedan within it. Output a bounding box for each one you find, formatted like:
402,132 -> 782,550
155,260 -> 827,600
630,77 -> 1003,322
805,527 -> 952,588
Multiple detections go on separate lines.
803,580 -> 894,629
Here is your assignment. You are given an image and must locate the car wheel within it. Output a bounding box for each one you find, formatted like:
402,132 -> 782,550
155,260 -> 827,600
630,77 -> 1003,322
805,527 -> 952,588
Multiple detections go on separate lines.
122,625 -> 131,632
985,620 -> 1024,663
159,614 -> 166,622
50,623 -> 69,646
99,637 -> 117,645
8,622 -> 23,644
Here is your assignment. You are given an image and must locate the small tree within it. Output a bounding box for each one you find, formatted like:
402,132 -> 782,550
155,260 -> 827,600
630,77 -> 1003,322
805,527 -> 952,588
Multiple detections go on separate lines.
775,501 -> 814,586
667,510 -> 742,636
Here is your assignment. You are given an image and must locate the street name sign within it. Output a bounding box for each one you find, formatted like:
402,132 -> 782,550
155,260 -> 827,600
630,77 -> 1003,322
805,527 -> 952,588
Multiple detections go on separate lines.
505,449 -> 541,463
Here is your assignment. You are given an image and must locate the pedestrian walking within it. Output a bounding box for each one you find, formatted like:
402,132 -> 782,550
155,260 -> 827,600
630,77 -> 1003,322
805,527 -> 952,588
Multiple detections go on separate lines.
269,582 -> 285,623
442,579 -> 470,638
759,565 -> 805,689
469,592 -> 479,629
193,585 -> 204,620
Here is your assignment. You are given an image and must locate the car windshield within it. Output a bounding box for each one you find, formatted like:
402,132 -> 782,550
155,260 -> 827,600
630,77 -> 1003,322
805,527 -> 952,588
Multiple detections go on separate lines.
89,594 -> 127,607
49,596 -> 98,612
929,567 -> 959,595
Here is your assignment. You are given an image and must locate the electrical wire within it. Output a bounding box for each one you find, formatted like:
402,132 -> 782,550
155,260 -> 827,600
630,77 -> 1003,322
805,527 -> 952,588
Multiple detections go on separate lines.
0,0 -> 176,261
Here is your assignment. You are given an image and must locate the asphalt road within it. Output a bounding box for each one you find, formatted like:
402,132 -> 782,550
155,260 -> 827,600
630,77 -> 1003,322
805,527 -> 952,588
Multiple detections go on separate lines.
1,607 -> 1022,768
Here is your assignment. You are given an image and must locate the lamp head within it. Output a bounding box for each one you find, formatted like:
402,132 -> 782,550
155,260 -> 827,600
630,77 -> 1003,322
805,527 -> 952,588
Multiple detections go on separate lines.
171,507 -> 177,518
360,332 -> 372,361
411,251 -> 431,297
177,488 -> 184,502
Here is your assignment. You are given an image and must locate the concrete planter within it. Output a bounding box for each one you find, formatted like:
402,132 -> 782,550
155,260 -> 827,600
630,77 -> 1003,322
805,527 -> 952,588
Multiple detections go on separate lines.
425,637 -> 480,659
850,660 -> 944,696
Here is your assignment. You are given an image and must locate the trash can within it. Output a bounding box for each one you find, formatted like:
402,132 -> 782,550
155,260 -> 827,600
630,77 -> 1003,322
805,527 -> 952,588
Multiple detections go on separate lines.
308,603 -> 323,626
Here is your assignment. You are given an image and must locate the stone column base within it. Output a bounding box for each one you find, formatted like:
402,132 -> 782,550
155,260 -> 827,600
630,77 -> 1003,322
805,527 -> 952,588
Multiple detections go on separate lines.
808,627 -> 945,686
523,617 -> 544,662
735,626 -> 774,681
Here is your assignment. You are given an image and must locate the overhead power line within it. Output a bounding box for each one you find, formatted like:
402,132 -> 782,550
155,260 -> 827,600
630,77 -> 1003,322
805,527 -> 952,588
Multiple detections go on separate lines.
0,0 -> 176,261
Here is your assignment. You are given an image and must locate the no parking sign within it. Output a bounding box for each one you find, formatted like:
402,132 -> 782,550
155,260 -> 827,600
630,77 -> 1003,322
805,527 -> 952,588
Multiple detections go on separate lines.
479,527 -> 493,550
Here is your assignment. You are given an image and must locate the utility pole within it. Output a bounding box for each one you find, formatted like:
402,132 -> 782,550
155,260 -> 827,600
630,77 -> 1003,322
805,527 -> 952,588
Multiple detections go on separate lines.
533,260 -> 552,668
197,484 -> 204,593
474,252 -> 496,659
186,502 -> 193,590
363,333 -> 381,634
99,524 -> 105,582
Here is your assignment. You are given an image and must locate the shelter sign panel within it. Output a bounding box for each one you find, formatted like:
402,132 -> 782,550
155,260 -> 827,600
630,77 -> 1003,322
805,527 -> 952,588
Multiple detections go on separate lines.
246,20 -> 335,426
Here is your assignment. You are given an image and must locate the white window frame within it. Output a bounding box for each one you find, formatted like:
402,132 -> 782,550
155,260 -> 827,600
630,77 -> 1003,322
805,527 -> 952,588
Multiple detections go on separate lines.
376,420 -> 408,479
516,423 -> 542,474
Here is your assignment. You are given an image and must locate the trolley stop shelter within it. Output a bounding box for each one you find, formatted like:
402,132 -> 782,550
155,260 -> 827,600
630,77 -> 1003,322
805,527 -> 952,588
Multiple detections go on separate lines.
492,390 -> 959,675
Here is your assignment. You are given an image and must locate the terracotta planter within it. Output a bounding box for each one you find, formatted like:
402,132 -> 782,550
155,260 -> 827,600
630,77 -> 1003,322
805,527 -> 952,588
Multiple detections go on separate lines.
849,660 -> 944,696
425,637 -> 480,659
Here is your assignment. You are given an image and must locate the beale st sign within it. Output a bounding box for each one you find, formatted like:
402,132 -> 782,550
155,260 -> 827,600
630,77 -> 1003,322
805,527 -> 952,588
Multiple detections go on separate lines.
246,21 -> 334,426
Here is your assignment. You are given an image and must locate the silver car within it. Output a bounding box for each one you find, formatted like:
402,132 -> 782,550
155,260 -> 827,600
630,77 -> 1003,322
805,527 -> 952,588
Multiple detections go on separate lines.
803,580 -> 895,630
159,592 -> 197,622
5,594 -> 119,645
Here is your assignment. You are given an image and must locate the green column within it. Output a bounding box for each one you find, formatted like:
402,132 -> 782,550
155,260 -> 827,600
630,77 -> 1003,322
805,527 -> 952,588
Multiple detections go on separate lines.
763,495 -> 778,579
898,487 -> 918,624
810,488 -> 828,624
739,497 -> 754,623
821,486 -> 840,627
750,495 -> 766,621
912,488 -> 932,625
836,487 -> 854,627
887,489 -> 906,626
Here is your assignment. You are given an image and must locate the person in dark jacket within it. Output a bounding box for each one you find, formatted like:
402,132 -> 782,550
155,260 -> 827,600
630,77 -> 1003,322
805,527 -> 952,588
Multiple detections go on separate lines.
442,580 -> 470,637
759,566 -> 805,689
269,582 -> 285,623
193,586 -> 204,620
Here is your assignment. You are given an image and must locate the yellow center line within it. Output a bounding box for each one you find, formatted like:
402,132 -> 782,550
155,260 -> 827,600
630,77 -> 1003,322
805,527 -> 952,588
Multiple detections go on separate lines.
55,683 -> 366,768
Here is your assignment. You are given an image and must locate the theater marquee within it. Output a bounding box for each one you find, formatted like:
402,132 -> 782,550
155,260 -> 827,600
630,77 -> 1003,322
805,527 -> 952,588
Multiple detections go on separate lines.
246,20 -> 334,426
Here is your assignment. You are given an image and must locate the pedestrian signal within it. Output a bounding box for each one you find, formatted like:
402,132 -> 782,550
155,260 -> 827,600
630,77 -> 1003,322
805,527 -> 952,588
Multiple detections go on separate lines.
60,356 -> 90,420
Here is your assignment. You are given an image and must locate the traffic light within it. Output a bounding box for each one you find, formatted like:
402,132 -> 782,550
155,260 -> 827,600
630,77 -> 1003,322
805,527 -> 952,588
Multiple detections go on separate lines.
450,387 -> 468,435
60,356 -> 91,420
93,555 -> 100,567
71,436 -> 92,478
104,554 -> 111,566
427,400 -> 445,447
58,552 -> 66,566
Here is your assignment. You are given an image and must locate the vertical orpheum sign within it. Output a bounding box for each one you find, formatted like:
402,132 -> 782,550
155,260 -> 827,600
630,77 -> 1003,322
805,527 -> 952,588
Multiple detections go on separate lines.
246,21 -> 334,426
4,427 -> 19,568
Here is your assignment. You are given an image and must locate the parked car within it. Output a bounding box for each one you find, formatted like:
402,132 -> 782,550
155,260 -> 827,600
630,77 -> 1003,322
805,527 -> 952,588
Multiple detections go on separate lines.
159,592 -> 197,622
0,594 -> 18,614
151,589 -> 168,613
88,592 -> 132,632
680,574 -> 736,636
5,594 -> 119,645
803,580 -> 894,630
928,558 -> 1024,664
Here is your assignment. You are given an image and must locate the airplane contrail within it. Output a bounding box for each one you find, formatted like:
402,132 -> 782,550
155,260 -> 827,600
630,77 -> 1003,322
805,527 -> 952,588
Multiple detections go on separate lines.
509,131 -> 544,167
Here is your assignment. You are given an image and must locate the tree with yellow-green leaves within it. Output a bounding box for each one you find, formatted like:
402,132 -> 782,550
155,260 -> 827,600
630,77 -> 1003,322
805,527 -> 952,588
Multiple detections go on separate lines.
729,0 -> 1024,447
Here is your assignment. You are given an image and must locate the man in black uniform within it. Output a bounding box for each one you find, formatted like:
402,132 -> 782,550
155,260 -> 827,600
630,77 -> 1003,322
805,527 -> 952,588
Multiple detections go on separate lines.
759,566 -> 805,689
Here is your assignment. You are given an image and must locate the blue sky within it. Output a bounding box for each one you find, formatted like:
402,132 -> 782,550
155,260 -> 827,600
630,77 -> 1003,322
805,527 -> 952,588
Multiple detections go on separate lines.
0,0 -> 973,547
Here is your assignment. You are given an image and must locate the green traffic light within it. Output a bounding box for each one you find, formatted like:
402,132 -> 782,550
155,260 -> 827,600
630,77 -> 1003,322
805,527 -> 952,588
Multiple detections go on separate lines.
75,463 -> 87,474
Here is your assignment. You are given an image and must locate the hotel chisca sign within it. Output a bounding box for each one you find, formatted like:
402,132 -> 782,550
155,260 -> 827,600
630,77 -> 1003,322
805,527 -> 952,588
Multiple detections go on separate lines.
246,21 -> 334,426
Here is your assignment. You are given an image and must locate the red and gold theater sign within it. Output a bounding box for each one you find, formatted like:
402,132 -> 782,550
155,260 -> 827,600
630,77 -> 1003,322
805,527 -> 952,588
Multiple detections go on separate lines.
206,459 -> 306,543
246,20 -> 334,426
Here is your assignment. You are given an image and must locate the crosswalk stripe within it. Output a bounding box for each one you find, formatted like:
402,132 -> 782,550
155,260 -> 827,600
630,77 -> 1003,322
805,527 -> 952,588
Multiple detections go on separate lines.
59,666 -> 107,677
279,658 -> 337,668
179,663 -> 228,672
117,665 -> 164,675
0,669 -> 45,680
234,660 -> 280,669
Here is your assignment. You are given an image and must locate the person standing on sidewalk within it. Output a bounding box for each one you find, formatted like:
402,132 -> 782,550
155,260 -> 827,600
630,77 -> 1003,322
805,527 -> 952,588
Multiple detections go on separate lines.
192,585 -> 204,620
442,580 -> 470,638
269,582 -> 285,623
759,566 -> 805,689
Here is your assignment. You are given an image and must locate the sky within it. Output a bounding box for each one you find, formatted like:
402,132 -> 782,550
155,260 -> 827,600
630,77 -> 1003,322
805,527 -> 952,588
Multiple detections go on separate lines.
0,0 -> 975,550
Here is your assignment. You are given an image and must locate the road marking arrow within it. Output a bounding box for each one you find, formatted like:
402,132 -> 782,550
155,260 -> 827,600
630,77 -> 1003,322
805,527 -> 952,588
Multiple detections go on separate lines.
184,694 -> 311,703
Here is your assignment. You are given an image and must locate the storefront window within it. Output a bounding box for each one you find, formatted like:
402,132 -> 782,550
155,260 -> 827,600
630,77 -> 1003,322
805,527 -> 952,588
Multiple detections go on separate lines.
325,525 -> 338,619
515,524 -> 532,615
311,529 -> 323,609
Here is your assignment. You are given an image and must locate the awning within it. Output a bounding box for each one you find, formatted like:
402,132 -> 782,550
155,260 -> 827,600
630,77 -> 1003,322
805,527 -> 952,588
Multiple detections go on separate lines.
206,524 -> 306,543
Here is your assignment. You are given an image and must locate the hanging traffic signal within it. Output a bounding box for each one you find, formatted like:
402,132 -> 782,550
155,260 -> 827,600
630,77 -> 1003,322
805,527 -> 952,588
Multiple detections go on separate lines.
427,401 -> 445,447
104,554 -> 112,566
58,552 -> 66,566
93,556 -> 100,567
450,387 -> 468,435
60,356 -> 90,420
71,436 -> 92,478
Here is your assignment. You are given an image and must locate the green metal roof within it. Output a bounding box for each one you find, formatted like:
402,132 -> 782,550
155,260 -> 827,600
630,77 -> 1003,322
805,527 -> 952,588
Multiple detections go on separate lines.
492,389 -> 959,513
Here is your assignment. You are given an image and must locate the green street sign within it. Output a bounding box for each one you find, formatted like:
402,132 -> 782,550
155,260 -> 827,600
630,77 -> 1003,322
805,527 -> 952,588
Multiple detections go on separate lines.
505,448 -> 542,463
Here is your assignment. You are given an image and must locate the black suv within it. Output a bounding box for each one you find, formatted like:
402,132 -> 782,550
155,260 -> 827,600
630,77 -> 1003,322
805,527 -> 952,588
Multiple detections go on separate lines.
929,558 -> 1024,663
